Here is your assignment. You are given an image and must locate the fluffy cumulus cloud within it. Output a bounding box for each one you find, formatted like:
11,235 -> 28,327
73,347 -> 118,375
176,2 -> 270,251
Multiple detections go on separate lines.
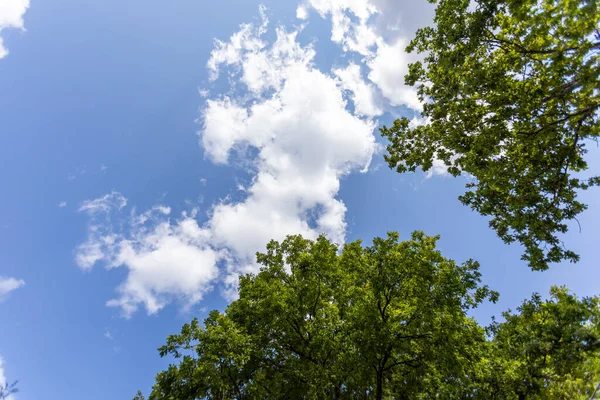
367,38 -> 422,111
297,0 -> 379,56
75,192 -> 220,317
203,10 -> 376,293
0,0 -> 30,59
76,7 -> 379,315
334,63 -> 382,117
0,276 -> 24,302
76,1 -> 443,316
299,0 -> 429,112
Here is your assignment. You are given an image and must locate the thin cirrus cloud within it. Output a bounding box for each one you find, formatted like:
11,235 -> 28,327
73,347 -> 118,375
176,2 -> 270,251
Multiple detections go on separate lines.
0,0 -> 30,59
75,0 -> 446,317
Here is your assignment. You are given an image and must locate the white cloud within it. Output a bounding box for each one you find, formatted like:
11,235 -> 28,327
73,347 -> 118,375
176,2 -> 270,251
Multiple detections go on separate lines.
367,38 -> 422,111
78,191 -> 127,216
0,0 -> 30,59
58,201 -> 68,208
76,195 -> 220,318
369,0 -> 435,38
0,356 -> 16,400
298,0 -> 379,56
425,158 -> 451,178
299,0 -> 425,111
0,277 -> 24,302
0,38 -> 7,59
0,0 -> 28,28
296,4 -> 309,20
106,219 -> 219,316
300,0 -> 434,48
0,357 -> 5,387
76,3 -> 446,315
73,3 -> 446,316
77,8 -> 379,315
408,115 -> 429,130
334,63 -> 382,117
206,5 -> 268,82
202,15 -> 376,277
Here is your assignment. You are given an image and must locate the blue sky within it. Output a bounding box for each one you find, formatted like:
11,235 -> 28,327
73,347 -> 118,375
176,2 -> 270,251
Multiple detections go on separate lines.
0,0 -> 599,398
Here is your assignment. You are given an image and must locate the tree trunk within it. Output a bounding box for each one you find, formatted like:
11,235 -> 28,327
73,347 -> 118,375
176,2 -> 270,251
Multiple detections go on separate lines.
376,370 -> 384,400
334,382 -> 341,399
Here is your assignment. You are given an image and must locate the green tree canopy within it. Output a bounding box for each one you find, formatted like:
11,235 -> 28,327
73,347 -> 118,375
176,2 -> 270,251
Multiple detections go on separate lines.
146,232 -> 497,400
381,0 -> 600,270
476,287 -> 600,399
140,233 -> 600,399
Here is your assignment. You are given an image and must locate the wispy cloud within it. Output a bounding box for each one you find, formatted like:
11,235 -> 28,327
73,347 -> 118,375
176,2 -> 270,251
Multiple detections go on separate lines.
0,277 -> 24,302
75,196 -> 220,318
67,167 -> 87,181
78,191 -> 127,216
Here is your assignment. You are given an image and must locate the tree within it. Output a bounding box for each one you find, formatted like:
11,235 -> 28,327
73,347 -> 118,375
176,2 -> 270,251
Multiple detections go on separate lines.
474,286 -> 600,399
146,232 -> 498,399
380,0 -> 600,270
133,390 -> 146,400
143,233 -> 600,399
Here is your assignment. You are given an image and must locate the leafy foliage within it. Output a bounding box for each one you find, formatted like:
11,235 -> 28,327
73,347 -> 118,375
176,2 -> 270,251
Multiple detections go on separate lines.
146,232 -> 498,400
476,287 -> 600,399
381,0 -> 600,270
143,233 -> 600,399
133,390 -> 146,400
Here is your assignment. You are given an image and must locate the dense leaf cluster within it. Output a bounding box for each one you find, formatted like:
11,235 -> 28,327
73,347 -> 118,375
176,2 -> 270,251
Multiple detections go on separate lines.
381,0 -> 600,270
143,233 -> 600,399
